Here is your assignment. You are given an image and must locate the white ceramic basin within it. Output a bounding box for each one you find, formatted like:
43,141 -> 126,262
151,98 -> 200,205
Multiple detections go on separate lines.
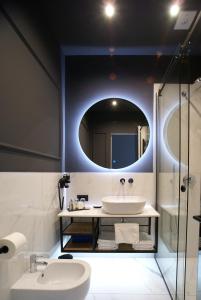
11,259 -> 91,300
102,196 -> 146,215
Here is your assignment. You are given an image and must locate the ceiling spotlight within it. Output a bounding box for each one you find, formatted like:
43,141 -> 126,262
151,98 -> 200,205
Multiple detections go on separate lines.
112,100 -> 117,106
105,3 -> 115,18
169,3 -> 180,17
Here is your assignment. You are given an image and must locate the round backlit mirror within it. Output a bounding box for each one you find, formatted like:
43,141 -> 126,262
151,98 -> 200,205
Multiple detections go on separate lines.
79,98 -> 150,169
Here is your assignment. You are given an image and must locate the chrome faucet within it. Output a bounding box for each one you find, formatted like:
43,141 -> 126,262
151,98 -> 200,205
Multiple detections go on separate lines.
30,254 -> 48,273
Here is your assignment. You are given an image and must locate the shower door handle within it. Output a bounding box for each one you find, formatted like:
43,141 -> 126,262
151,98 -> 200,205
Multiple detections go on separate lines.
181,185 -> 186,192
183,175 -> 192,186
181,175 -> 194,192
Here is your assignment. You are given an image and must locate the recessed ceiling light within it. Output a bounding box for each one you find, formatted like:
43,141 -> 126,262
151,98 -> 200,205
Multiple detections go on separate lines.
169,4 -> 180,17
105,3 -> 115,18
112,100 -> 117,106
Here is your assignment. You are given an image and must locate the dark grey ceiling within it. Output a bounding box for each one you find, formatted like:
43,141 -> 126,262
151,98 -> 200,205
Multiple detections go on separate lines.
1,0 -> 200,54
38,0 -> 201,53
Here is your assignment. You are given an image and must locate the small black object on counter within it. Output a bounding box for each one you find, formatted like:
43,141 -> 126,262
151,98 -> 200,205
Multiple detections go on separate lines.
67,207 -> 91,212
58,254 -> 73,259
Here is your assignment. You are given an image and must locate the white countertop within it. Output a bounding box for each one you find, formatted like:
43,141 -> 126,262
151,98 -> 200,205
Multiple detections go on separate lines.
58,205 -> 160,218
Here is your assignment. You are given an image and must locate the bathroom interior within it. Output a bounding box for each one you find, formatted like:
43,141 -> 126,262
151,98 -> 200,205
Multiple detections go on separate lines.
0,0 -> 201,299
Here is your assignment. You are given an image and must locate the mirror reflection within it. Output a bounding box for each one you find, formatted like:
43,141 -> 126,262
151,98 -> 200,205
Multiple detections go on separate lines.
164,102 -> 188,166
79,98 -> 149,169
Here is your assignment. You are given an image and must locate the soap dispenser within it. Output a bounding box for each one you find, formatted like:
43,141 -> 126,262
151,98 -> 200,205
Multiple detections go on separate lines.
69,199 -> 73,211
72,199 -> 77,210
80,198 -> 85,209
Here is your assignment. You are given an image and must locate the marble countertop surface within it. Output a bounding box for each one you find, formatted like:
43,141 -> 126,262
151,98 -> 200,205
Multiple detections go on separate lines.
58,205 -> 160,218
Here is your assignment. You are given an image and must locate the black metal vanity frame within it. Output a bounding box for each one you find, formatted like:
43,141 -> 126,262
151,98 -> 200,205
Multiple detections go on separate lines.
59,215 -> 158,253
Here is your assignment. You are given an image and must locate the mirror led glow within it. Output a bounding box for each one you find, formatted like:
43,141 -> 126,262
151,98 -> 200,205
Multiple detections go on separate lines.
76,93 -> 152,172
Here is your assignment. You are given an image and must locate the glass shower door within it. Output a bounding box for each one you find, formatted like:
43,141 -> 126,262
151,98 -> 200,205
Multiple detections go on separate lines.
176,83 -> 190,300
156,82 -> 180,299
175,71 -> 200,300
156,78 -> 191,299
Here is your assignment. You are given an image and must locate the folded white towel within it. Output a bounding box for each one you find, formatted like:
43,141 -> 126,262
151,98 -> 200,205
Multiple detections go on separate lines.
137,240 -> 153,245
114,223 -> 139,245
133,246 -> 153,250
97,230 -> 118,250
132,232 -> 154,250
97,239 -> 117,246
97,246 -> 118,250
97,240 -> 118,250
97,243 -> 118,249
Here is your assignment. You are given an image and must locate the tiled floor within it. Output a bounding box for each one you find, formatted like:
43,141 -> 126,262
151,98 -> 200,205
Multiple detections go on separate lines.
51,246 -> 170,299
82,257 -> 171,300
52,245 -> 171,300
86,295 -> 171,300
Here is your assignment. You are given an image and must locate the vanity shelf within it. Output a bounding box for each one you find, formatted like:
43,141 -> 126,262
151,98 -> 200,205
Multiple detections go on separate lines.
63,222 -> 95,235
63,239 -> 94,251
58,206 -> 159,253
60,218 -> 99,252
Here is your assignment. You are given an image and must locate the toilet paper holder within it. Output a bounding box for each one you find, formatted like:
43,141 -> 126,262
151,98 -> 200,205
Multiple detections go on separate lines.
0,245 -> 9,254
0,232 -> 26,259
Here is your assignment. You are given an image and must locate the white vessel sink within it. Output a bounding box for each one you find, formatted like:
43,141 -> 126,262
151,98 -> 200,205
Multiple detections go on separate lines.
11,259 -> 91,300
102,196 -> 146,215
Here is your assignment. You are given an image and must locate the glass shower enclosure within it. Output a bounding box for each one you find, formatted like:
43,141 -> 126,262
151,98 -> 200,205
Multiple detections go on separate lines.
155,52 -> 200,300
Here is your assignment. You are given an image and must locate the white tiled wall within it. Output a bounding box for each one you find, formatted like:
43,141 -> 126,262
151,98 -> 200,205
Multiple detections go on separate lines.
0,172 -> 61,300
67,172 -> 155,207
0,171 -> 155,300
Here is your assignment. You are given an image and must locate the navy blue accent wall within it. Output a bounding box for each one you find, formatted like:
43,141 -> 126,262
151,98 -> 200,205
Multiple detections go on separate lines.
65,55 -> 168,172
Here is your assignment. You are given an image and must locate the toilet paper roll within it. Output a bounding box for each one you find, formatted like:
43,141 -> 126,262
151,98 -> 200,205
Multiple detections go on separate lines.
0,232 -> 27,259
